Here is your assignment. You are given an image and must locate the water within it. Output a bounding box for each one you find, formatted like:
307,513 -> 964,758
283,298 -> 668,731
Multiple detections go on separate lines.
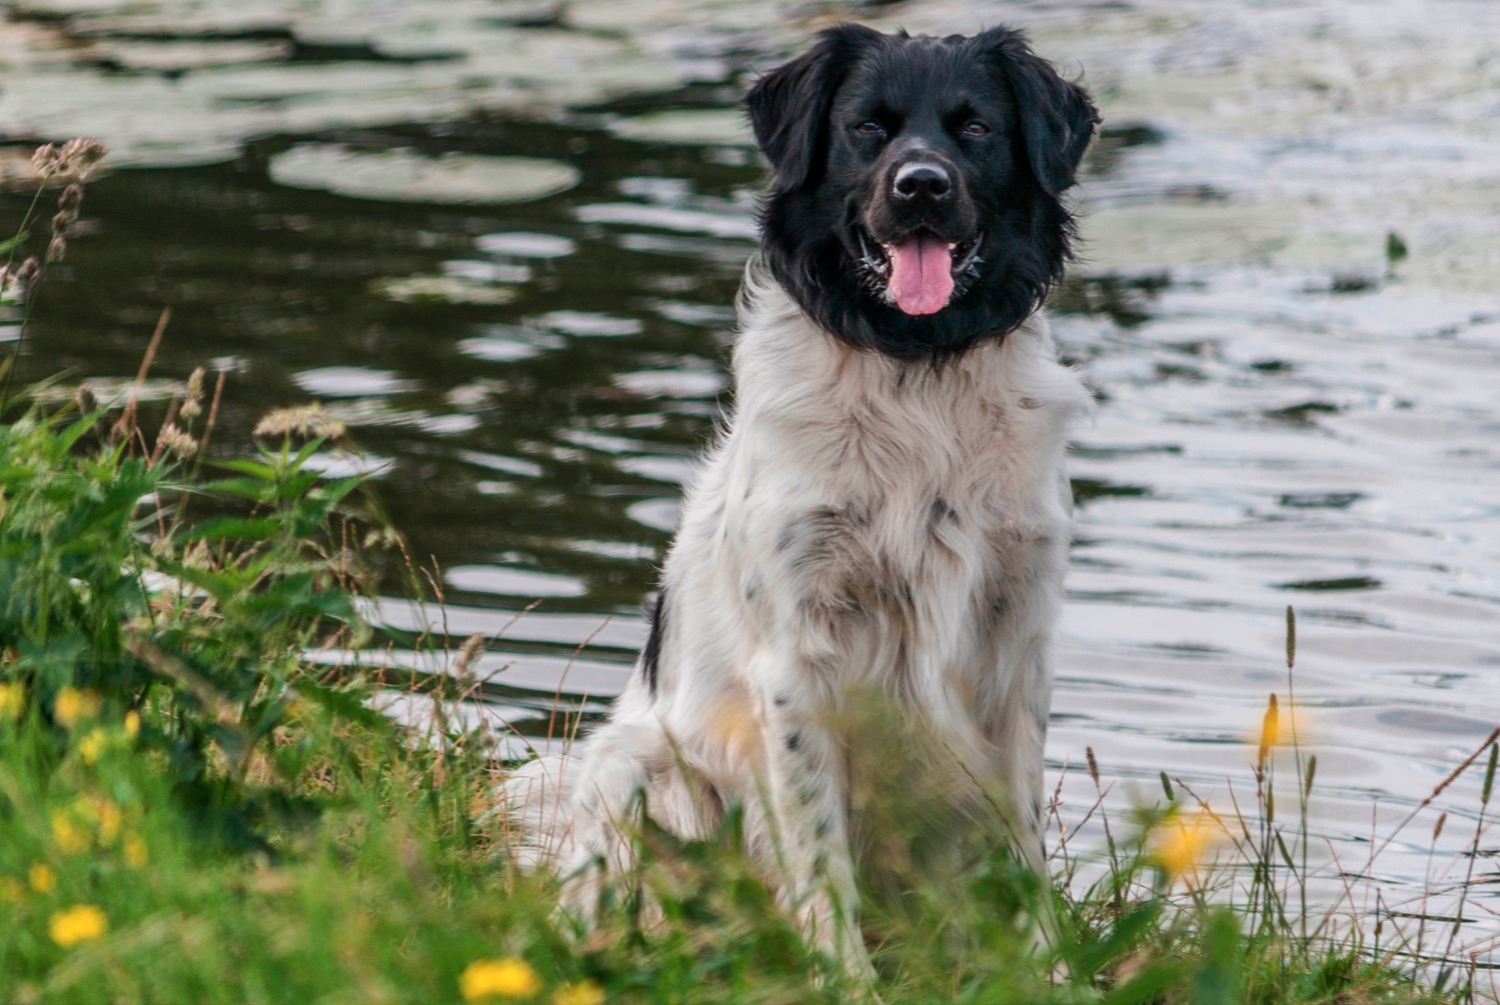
4,0 -> 1499,958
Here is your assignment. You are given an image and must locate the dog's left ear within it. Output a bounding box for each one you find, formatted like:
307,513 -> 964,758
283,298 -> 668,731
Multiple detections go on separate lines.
977,27 -> 1100,198
745,23 -> 884,192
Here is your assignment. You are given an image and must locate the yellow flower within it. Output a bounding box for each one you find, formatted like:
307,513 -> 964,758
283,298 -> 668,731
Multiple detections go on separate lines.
1152,811 -> 1224,883
123,833 -> 148,868
55,687 -> 100,728
0,682 -> 25,719
123,710 -> 141,737
460,958 -> 542,1000
92,799 -> 122,844
49,904 -> 107,946
29,863 -> 56,893
51,810 -> 90,855
78,729 -> 107,764
553,980 -> 605,1005
0,876 -> 25,903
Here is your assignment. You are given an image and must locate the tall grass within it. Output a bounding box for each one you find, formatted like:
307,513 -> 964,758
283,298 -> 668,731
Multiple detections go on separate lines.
0,141 -> 1493,1003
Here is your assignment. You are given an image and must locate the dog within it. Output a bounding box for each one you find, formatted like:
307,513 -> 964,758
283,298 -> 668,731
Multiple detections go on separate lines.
504,23 -> 1099,972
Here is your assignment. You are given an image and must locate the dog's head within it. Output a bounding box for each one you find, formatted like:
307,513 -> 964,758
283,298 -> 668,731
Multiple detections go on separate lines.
746,25 -> 1099,359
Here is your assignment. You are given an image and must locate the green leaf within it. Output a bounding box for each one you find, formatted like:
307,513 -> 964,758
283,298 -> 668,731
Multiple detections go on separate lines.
182,516 -> 282,542
1103,960 -> 1185,1005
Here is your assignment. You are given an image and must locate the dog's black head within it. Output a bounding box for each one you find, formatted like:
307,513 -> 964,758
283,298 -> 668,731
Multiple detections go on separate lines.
746,25 -> 1099,359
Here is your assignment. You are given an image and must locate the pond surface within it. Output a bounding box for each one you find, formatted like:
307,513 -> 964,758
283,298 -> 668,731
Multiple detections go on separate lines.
4,0 -> 1500,957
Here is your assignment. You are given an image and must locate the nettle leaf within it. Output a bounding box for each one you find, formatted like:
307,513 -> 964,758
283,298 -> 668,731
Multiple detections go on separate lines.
196,475 -> 281,502
182,516 -> 283,543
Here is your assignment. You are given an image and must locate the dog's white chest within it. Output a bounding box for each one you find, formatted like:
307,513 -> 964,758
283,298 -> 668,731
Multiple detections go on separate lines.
668,281 -> 1093,703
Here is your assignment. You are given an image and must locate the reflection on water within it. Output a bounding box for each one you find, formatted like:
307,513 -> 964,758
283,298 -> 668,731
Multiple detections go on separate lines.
4,0 -> 1500,955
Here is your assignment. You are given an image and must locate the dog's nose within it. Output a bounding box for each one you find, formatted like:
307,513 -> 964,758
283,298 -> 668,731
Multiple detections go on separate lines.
893,163 -> 952,201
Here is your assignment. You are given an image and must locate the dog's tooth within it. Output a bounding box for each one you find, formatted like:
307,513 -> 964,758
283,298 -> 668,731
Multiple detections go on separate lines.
947,243 -> 956,250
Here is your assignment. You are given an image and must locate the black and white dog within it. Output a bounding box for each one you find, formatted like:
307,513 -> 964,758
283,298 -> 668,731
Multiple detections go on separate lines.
507,23 -> 1098,970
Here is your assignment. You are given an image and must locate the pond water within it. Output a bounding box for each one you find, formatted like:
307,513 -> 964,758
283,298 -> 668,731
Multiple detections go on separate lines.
4,0 -> 1499,959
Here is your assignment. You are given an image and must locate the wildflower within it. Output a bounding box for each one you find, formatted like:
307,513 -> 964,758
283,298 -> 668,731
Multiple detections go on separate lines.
123,833 -> 148,868
51,810 -> 90,855
1152,811 -> 1224,883
54,687 -> 100,727
156,422 -> 198,459
0,876 -> 25,903
123,710 -> 141,738
46,234 -> 66,264
0,682 -> 24,720
49,904 -> 107,946
29,863 -> 56,893
89,799 -> 123,844
252,403 -> 346,441
460,958 -> 542,1000
78,728 -> 107,764
553,981 -> 605,1005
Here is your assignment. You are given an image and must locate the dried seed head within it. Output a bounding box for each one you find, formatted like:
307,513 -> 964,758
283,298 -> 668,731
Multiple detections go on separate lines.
46,235 -> 67,264
1086,746 -> 1100,785
180,367 -> 206,420
156,422 -> 198,459
59,183 -> 84,211
75,382 -> 97,414
15,257 -> 41,291
1432,811 -> 1447,842
252,403 -> 346,441
186,367 -> 205,403
52,209 -> 77,237
451,633 -> 487,678
31,143 -> 58,178
57,138 -> 107,178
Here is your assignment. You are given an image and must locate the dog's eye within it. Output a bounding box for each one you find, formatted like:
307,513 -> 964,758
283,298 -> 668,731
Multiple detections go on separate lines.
855,120 -> 884,135
962,121 -> 990,137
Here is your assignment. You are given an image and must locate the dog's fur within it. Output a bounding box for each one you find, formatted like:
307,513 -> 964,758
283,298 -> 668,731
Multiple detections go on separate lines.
504,24 -> 1098,969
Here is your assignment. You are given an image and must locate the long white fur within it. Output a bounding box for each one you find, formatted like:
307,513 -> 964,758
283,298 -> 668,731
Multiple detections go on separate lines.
504,263 -> 1092,966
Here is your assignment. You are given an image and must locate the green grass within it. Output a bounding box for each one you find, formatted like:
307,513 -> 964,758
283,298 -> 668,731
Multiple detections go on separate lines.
0,143 -> 1493,1005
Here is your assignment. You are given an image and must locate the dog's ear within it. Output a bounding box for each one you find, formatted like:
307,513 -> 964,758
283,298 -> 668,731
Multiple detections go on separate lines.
977,27 -> 1100,198
745,23 -> 883,192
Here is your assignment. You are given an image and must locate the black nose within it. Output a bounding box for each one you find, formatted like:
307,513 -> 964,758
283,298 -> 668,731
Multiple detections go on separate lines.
893,163 -> 951,201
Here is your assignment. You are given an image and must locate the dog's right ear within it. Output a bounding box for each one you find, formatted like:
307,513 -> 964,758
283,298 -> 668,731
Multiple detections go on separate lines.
745,23 -> 883,192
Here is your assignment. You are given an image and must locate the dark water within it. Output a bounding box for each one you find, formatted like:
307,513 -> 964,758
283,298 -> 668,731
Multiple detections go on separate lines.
4,0 -> 1500,956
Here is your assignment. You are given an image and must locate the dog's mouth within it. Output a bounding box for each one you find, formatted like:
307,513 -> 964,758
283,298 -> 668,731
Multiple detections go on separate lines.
855,228 -> 984,316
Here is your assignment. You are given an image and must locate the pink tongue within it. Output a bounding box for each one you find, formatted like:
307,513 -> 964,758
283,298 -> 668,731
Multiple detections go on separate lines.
886,235 -> 954,316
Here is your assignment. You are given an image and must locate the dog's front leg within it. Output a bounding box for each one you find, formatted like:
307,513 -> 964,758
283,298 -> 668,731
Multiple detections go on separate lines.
747,654 -> 871,978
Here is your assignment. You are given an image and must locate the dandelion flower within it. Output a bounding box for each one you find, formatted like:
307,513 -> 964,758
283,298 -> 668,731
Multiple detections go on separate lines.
78,728 -> 107,764
0,682 -> 24,720
29,863 -> 56,893
0,876 -> 25,903
123,833 -> 148,868
51,811 -> 90,855
1152,811 -> 1224,883
49,904 -> 107,946
553,980 -> 605,1005
460,958 -> 542,1000
54,687 -> 100,728
91,799 -> 122,844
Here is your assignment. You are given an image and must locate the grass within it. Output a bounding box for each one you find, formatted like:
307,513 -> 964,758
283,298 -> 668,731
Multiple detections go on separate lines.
1,141 -> 1495,1004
